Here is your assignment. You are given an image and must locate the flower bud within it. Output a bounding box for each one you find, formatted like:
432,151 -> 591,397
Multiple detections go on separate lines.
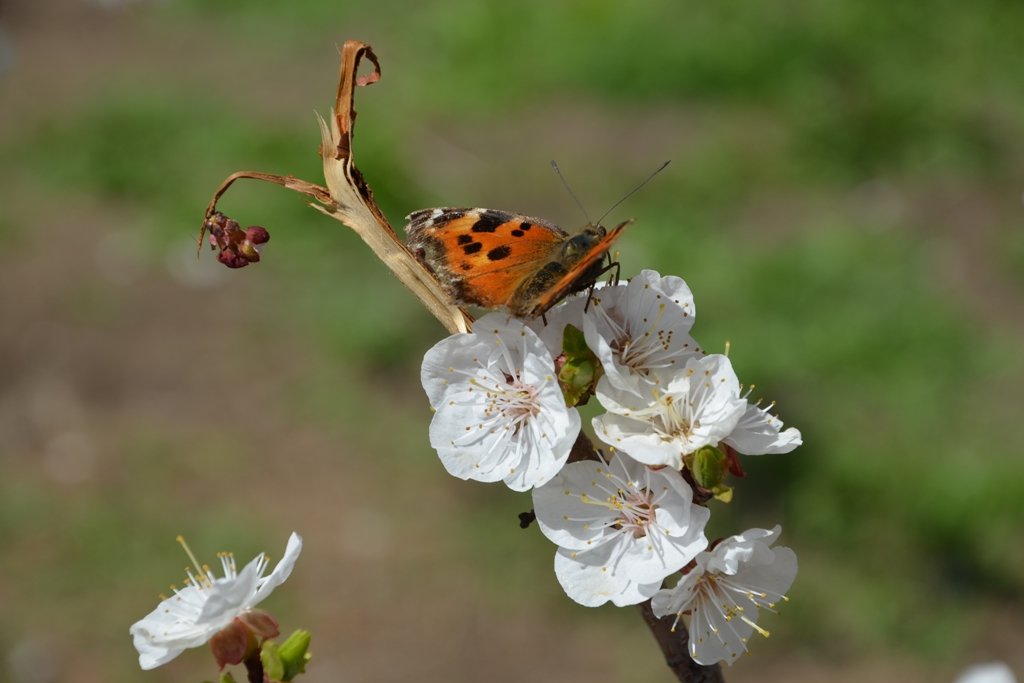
277,629 -> 312,681
557,324 -> 602,407
239,609 -> 280,640
245,226 -> 271,245
689,445 -> 726,490
685,445 -> 734,502
202,212 -> 271,269
260,640 -> 285,682
723,443 -> 745,477
218,249 -> 251,269
209,618 -> 256,670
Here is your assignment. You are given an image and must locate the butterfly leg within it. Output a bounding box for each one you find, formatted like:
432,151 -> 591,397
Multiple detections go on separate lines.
606,258 -> 621,286
583,258 -> 621,313
584,285 -> 596,313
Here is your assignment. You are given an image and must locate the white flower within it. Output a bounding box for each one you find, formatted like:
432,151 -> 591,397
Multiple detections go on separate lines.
421,312 -> 581,491
583,269 -> 699,393
533,453 -> 709,607
593,354 -> 748,469
528,270 -> 699,390
724,398 -> 802,455
130,532 -> 303,670
650,526 -> 797,666
955,662 -> 1018,683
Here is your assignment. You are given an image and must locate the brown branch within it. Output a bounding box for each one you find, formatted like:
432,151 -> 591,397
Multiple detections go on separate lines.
243,649 -> 265,683
567,429 -> 600,463
204,171 -> 333,220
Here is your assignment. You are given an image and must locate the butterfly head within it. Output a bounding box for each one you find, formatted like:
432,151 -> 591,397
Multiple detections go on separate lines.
561,224 -> 608,266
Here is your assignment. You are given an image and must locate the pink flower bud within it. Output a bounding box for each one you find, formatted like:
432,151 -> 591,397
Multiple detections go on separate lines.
218,249 -> 251,269
202,213 -> 272,269
209,618 -> 255,670
239,609 -> 280,640
245,226 -> 270,245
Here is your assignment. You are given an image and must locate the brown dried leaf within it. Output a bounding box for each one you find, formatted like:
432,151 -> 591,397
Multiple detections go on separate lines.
314,41 -> 470,334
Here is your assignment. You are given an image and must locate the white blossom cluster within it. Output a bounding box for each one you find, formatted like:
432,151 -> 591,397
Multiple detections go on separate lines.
421,270 -> 801,665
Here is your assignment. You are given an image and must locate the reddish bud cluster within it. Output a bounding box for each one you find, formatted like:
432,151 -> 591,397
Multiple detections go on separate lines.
208,610 -> 280,670
204,212 -> 271,268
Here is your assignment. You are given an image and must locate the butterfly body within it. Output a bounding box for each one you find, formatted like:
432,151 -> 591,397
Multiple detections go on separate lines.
405,207 -> 630,318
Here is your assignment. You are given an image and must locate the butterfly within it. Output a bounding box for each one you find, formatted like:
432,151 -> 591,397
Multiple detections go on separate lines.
405,207 -> 632,319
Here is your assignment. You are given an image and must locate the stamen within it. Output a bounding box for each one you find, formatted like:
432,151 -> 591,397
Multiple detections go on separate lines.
576,455 -> 660,545
176,535 -> 204,579
740,615 -> 770,638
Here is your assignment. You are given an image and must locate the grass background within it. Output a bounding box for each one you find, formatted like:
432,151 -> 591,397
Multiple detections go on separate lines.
1,1 -> 1022,682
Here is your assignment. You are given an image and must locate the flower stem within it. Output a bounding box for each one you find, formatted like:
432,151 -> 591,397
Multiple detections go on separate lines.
243,650 -> 265,683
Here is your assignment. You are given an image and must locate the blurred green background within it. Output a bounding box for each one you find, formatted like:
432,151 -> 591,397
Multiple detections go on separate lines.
1,1 -> 1022,682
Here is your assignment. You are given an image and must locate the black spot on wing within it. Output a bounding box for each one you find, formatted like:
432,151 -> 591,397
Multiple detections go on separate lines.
471,210 -> 508,233
487,245 -> 512,261
456,234 -> 473,245
520,222 -> 532,231
510,229 -> 524,237
463,242 -> 483,255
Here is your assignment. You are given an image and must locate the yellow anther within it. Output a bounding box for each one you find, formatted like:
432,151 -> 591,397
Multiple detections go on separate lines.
176,535 -> 204,578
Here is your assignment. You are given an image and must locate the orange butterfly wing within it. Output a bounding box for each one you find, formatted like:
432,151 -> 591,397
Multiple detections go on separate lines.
521,219 -> 631,318
406,208 -> 568,309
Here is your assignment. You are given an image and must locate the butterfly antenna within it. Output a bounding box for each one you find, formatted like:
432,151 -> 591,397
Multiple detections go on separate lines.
594,160 -> 671,226
551,160 -> 592,225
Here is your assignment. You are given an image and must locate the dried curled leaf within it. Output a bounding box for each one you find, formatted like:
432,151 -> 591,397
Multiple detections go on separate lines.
314,41 -> 470,333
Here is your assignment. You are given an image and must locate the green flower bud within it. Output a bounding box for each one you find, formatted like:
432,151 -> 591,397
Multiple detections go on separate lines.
260,640 -> 285,682
557,324 -> 602,407
277,630 -> 312,681
690,445 -> 727,491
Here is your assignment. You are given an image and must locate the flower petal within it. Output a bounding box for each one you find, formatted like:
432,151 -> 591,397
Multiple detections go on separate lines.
420,334 -> 491,408
533,459 -> 622,549
252,532 -> 303,605
130,583 -> 227,669
197,555 -> 263,624
706,526 -> 781,575
650,566 -> 703,620
502,404 -> 580,491
724,402 -> 802,455
689,600 -> 756,665
554,547 -> 661,607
